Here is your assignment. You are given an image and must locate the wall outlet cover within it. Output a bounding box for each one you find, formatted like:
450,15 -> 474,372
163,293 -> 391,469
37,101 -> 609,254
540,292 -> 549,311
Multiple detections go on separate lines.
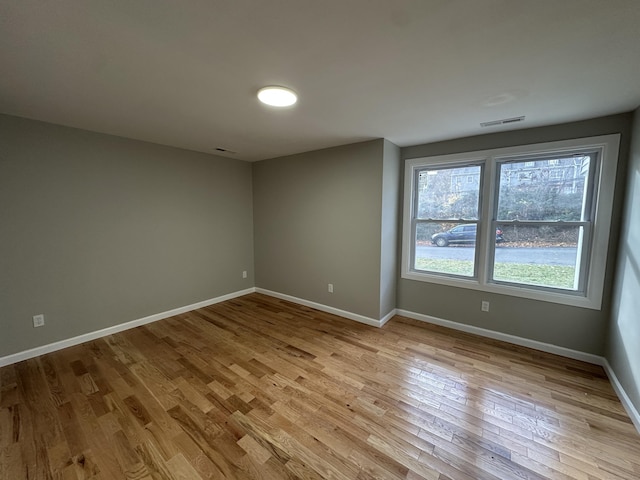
33,314 -> 45,327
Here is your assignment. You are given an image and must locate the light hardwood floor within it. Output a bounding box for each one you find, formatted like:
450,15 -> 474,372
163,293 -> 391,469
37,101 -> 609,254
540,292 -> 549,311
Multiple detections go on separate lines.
1,293 -> 638,479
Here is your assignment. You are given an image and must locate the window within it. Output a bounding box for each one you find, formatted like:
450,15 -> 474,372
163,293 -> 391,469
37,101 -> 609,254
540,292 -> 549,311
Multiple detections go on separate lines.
413,164 -> 482,277
402,135 -> 620,309
493,155 -> 591,291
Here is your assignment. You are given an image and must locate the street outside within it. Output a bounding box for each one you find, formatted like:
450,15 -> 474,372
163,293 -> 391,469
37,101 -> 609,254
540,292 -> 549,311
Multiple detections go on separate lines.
415,245 -> 578,266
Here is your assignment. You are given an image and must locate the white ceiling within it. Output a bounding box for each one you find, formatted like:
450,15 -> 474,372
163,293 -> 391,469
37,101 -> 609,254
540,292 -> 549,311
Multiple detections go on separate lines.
1,1 -> 639,162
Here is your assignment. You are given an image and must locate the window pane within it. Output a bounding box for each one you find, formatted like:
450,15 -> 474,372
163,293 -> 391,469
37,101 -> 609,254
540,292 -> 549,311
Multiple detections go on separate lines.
417,165 -> 481,220
496,155 -> 591,221
414,222 -> 476,277
492,225 -> 583,290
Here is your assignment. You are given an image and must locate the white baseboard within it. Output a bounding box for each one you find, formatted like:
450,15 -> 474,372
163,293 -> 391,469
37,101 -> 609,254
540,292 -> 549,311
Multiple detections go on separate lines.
601,358 -> 640,433
255,288 -> 387,328
395,309 -> 603,365
380,308 -> 397,327
0,288 -> 256,367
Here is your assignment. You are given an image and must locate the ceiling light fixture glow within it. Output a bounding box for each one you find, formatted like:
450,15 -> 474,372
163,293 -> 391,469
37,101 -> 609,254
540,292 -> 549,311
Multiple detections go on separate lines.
257,86 -> 297,107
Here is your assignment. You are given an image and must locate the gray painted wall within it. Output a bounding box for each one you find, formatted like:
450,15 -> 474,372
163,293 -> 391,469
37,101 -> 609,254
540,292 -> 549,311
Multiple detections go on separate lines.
3,111 -> 634,365
607,107 -> 640,414
253,140 -> 388,320
0,114 -> 254,357
380,140 -> 400,318
399,114 -> 632,355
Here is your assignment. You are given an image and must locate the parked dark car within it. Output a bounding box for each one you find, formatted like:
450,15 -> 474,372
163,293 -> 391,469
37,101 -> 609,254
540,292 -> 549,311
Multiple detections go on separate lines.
431,224 -> 504,247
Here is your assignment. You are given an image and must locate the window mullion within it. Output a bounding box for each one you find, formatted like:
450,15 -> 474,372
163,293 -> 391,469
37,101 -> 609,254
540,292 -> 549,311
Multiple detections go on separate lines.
478,157 -> 495,286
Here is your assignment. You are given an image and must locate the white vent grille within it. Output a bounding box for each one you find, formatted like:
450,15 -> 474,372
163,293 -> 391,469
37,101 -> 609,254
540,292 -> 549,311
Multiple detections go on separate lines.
480,116 -> 525,128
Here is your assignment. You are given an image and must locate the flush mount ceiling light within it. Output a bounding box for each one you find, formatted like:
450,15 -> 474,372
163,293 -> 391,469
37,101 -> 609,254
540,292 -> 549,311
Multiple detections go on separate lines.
257,86 -> 297,107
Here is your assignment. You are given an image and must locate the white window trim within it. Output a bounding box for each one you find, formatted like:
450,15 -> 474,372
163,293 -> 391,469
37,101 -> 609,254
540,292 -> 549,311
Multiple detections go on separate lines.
401,134 -> 620,310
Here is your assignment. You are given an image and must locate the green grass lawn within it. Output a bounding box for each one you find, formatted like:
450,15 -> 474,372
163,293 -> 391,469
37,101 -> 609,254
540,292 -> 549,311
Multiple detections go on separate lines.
415,258 -> 576,289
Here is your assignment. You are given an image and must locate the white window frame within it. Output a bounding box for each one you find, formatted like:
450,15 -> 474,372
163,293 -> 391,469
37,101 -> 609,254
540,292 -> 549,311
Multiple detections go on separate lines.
401,134 -> 620,310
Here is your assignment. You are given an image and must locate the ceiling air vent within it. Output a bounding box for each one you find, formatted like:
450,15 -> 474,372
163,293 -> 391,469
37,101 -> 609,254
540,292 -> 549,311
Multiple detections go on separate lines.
214,147 -> 237,154
480,116 -> 525,128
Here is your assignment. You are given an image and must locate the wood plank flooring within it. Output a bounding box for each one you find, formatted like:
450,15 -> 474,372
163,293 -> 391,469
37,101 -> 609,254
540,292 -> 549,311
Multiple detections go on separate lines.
1,292 -> 638,479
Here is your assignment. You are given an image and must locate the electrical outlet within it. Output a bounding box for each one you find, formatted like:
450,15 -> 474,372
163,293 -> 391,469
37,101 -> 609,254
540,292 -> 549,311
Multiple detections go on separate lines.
242,270 -> 247,279
33,314 -> 45,328
328,283 -> 334,293
481,301 -> 490,312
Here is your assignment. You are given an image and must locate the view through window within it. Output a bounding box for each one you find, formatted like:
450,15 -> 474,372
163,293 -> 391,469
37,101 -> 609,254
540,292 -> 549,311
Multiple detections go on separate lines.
414,164 -> 481,277
402,135 -> 619,309
492,155 -> 593,291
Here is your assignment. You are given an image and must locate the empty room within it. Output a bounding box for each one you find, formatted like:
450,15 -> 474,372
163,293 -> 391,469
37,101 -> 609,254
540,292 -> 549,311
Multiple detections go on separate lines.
1,1 -> 640,479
